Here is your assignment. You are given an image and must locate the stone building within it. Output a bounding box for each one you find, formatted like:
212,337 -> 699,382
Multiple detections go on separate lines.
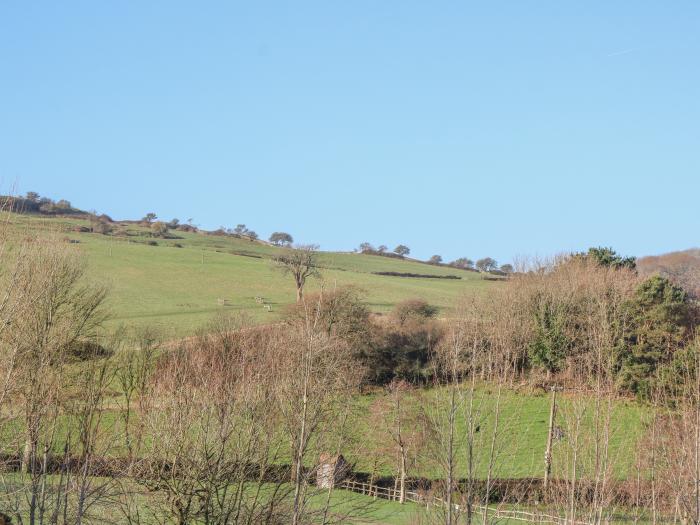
316,453 -> 350,489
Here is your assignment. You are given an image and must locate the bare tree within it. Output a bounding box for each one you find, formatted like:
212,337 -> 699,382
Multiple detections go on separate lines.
373,380 -> 424,504
130,314 -> 295,524
0,238 -> 108,525
114,327 -> 159,462
275,245 -> 320,302
273,294 -> 364,525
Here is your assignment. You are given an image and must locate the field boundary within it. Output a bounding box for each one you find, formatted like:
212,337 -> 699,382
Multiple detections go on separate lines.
338,480 -> 592,525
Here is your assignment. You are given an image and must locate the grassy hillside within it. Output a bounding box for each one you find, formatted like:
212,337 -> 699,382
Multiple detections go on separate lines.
7,213 -> 497,336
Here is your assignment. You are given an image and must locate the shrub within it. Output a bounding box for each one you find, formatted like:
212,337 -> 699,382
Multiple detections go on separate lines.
151,221 -> 169,237
93,221 -> 113,235
64,340 -> 111,361
615,275 -> 695,397
391,299 -> 438,325
360,312 -> 441,385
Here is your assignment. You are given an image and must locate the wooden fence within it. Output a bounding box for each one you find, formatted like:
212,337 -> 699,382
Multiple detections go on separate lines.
338,479 -> 592,525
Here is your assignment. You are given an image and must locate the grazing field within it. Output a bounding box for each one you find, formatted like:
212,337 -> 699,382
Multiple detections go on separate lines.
8,213 -> 496,336
345,386 -> 647,480
0,383 -> 647,482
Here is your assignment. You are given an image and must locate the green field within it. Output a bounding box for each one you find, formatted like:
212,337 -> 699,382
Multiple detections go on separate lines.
9,213 -> 496,336
0,383 -> 647,484
345,386 -> 647,481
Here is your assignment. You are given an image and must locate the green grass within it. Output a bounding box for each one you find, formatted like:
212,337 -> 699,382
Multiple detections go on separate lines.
8,213 -> 497,336
343,385 -> 648,481
1,382 -> 648,484
0,470 -> 425,524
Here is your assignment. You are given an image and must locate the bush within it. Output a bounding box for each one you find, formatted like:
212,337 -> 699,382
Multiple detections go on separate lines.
391,299 -> 438,325
64,340 -> 111,361
93,221 -> 113,235
615,275 -> 695,398
284,286 -> 371,347
359,312 -> 441,385
151,221 -> 169,237
147,240 -> 158,246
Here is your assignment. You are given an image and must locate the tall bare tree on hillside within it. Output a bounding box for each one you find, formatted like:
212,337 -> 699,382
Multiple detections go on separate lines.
275,244 -> 320,302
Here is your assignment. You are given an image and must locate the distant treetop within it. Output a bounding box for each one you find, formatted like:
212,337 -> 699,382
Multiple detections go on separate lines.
580,247 -> 637,271
476,257 -> 498,272
269,232 -> 294,246
500,263 -> 514,274
449,257 -> 474,270
393,245 -> 410,257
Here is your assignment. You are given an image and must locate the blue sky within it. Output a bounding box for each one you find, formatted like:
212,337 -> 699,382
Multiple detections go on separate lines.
1,2 -> 698,264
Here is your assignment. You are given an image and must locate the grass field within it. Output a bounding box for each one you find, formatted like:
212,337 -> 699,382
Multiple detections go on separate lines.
8,213 -> 497,336
0,383 -> 647,484
345,385 -> 647,481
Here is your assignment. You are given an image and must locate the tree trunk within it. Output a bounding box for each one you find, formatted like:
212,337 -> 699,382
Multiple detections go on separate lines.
544,388 -> 557,494
399,450 -> 406,504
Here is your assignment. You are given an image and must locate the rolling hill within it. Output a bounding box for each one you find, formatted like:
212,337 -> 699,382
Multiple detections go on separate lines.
7,212 -> 498,336
638,248 -> 700,299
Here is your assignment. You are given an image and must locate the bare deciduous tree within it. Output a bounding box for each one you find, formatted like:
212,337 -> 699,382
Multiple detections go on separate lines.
275,244 -> 320,302
0,237 -> 109,525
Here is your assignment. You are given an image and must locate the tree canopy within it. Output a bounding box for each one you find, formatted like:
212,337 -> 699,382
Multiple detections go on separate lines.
393,245 -> 410,257
269,232 -> 294,246
476,257 -> 498,272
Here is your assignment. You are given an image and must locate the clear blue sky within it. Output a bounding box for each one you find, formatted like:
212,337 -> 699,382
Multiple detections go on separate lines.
1,2 -> 698,264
